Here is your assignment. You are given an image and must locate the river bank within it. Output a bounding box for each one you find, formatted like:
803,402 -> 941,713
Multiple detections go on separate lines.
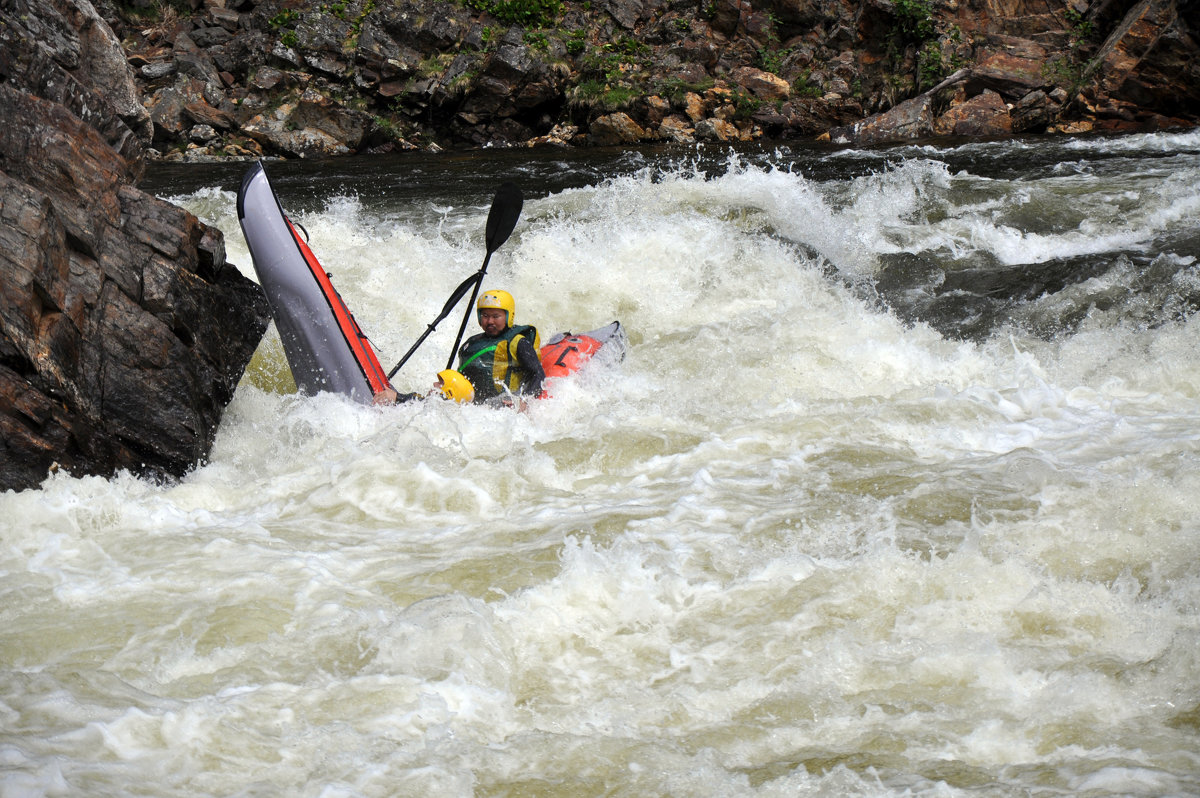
107,0 -> 1198,161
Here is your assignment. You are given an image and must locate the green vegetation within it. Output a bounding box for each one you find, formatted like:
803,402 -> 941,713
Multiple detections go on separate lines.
654,75 -> 716,104
886,0 -> 968,92
1042,7 -> 1098,91
465,0 -> 563,28
570,35 -> 655,111
572,79 -> 637,110
524,30 -> 550,51
268,9 -> 301,29
893,0 -> 935,43
268,8 -> 300,48
565,29 -> 587,55
917,41 -> 945,89
756,46 -> 791,75
1065,8 -> 1095,41
731,88 -> 761,120
792,70 -> 823,98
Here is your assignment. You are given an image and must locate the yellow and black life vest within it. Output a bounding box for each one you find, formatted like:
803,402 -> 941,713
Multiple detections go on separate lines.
458,324 -> 540,401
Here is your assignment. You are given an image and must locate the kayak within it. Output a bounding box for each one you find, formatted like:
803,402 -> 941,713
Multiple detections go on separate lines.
238,161 -> 624,405
539,321 -> 625,395
237,162 -> 393,404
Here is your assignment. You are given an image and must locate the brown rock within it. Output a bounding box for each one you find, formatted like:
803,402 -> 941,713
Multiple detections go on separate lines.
695,117 -> 740,141
683,91 -> 707,122
184,99 -> 236,130
936,89 -> 1013,136
589,112 -> 648,145
829,93 -> 937,145
967,43 -> 1049,99
1010,89 -> 1061,132
1086,0 -> 1200,118
731,66 -> 791,102
658,115 -> 695,142
0,0 -> 268,492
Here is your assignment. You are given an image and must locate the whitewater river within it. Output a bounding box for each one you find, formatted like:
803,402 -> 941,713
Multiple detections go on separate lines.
3,131 -> 1199,796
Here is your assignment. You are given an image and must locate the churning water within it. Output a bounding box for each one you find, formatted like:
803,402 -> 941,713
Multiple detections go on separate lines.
3,132 -> 1200,796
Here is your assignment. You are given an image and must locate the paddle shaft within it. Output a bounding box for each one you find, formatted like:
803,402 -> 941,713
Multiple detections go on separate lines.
445,254 -> 491,370
386,182 -> 522,380
387,273 -> 479,379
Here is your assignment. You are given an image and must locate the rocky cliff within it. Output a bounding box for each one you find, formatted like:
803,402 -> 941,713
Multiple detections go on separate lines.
100,0 -> 1196,159
0,0 -> 271,492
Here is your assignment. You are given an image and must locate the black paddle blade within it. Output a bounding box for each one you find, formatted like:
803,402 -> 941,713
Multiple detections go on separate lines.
484,182 -> 523,254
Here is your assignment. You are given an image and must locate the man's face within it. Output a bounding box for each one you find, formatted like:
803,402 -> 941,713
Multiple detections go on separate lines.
479,308 -> 507,336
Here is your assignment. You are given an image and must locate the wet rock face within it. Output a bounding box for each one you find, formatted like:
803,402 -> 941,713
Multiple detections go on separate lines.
0,0 -> 270,492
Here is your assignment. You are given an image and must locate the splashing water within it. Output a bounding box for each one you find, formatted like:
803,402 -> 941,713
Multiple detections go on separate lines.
4,133 -> 1200,797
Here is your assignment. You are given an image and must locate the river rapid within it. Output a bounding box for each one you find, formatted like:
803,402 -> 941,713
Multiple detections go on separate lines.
3,132 -> 1200,797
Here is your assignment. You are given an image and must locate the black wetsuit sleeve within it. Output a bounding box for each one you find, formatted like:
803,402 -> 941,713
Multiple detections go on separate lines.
514,335 -> 545,396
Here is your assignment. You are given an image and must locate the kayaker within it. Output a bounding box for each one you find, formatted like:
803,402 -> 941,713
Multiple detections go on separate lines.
458,289 -> 545,406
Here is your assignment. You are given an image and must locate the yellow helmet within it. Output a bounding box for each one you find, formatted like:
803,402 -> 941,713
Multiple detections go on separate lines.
436,369 -> 475,403
477,289 -> 515,327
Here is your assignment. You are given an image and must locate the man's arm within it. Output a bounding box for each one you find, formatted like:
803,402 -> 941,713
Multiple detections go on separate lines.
514,335 -> 545,397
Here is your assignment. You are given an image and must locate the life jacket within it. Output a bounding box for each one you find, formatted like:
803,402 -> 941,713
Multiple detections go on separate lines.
458,324 -> 540,400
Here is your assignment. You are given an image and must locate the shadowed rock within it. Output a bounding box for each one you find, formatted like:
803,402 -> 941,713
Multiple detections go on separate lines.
0,0 -> 270,492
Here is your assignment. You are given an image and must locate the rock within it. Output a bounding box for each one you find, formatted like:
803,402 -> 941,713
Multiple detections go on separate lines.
708,0 -> 749,37
658,115 -> 695,142
731,66 -> 791,102
0,0 -> 269,492
0,0 -> 152,162
641,95 -> 671,127
829,92 -> 937,145
695,117 -> 740,141
525,123 -> 579,146
145,78 -> 208,140
141,61 -> 177,80
1086,0 -> 1200,117
184,99 -> 236,130
597,0 -> 647,30
110,0 -> 1200,155
966,39 -> 1049,99
936,89 -> 1013,136
189,123 -> 218,141
589,112 -> 648,145
1010,89 -> 1061,132
242,93 -> 361,158
248,65 -> 288,91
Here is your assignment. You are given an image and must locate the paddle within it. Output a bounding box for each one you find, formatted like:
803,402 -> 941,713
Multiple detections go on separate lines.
387,271 -> 481,379
445,181 -> 523,370
385,182 -> 523,379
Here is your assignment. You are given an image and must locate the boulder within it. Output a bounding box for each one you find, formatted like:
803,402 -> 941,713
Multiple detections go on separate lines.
966,38 -> 1049,99
731,66 -> 791,102
658,115 -> 696,142
1010,88 -> 1062,132
936,89 -> 1013,136
695,117 -> 741,141
589,112 -> 648,145
242,87 -> 369,157
1086,0 -> 1200,117
0,0 -> 269,492
828,92 -> 937,145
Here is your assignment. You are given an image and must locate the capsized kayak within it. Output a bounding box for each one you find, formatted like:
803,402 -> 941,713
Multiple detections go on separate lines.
237,162 -> 393,404
539,321 -> 625,394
